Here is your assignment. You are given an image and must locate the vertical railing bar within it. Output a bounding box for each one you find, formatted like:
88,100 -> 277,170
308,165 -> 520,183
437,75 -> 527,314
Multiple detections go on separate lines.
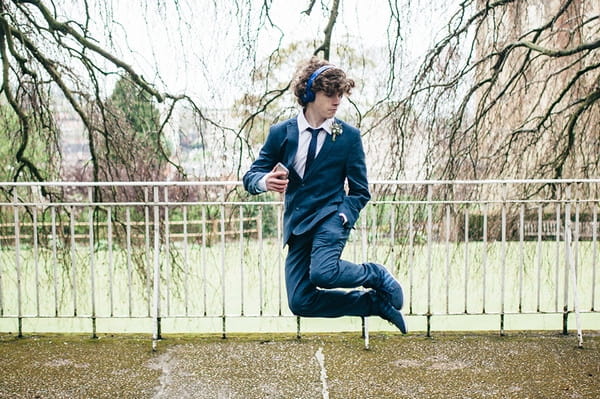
69,207 -> 77,317
482,203 -> 488,314
239,206 -> 245,316
463,206 -> 469,314
361,206 -> 369,347
152,186 -> 162,347
33,206 -> 41,317
371,204 -> 377,261
388,203 -> 395,342
367,203 -> 378,340
592,204 -> 598,311
555,203 -> 561,313
126,208 -> 133,318
426,185 -> 433,336
390,204 -> 397,339
258,206 -> 264,317
574,202 -> 580,281
408,204 -> 414,315
164,187 -> 171,317
108,207 -> 114,317
88,187 -> 97,338
536,204 -> 542,312
445,205 -> 451,315
390,206 -> 396,277
500,184 -> 507,335
519,204 -> 524,313
220,202 -> 227,337
563,191 -> 571,335
13,190 -> 23,337
349,204 -> 359,340
276,205 -> 283,316
0,205 -> 4,317
202,206 -> 207,316
183,206 -> 189,317
51,206 -> 58,317
144,188 -> 151,317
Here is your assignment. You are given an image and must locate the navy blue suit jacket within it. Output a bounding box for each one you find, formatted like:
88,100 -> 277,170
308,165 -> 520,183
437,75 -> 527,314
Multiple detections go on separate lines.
243,117 -> 371,245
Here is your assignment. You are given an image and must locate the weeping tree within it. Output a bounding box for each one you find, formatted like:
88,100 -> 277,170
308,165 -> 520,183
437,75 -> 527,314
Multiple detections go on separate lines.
371,0 -> 600,245
1,0 -> 598,198
0,0 -> 213,200
0,0 -> 400,192
387,0 -> 600,183
101,76 -> 166,182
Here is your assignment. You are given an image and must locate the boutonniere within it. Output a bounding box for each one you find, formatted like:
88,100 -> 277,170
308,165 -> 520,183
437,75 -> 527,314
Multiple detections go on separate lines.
331,122 -> 343,141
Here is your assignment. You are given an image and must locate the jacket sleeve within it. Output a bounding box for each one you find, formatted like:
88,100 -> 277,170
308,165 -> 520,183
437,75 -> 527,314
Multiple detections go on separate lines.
339,129 -> 371,227
243,124 -> 285,195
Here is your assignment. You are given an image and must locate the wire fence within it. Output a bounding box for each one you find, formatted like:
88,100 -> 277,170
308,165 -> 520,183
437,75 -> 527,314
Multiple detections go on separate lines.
0,179 -> 598,346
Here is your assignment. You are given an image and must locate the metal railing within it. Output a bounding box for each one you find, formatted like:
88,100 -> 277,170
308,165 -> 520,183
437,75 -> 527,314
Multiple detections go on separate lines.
0,179 -> 598,345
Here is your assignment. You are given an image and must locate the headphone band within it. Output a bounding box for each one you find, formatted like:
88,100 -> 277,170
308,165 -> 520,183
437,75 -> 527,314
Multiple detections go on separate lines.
303,64 -> 335,103
306,65 -> 335,92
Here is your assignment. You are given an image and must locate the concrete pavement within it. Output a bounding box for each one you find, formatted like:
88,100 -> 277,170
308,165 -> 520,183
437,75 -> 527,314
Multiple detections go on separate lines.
1,331 -> 599,398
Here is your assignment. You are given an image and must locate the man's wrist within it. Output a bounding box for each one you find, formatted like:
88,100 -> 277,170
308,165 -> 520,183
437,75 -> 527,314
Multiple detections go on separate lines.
257,174 -> 268,193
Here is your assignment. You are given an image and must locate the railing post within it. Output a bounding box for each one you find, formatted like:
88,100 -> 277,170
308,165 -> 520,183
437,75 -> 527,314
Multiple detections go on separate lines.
361,209 -> 369,348
87,187 -> 97,339
144,187 -> 151,317
257,206 -> 263,319
152,186 -> 162,350
33,205 -> 41,318
69,206 -> 77,317
445,204 -> 451,315
563,187 -> 571,335
555,203 -> 561,313
536,204 -> 543,313
426,184 -> 432,338
500,183 -> 507,336
13,190 -> 22,338
464,203 -> 469,314
592,204 -> 598,312
164,187 -> 171,318
51,207 -> 58,317
220,201 -> 227,339
482,202 -> 488,314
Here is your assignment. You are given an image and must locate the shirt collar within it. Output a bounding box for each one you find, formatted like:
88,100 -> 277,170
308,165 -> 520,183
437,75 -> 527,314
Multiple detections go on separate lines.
297,112 -> 334,135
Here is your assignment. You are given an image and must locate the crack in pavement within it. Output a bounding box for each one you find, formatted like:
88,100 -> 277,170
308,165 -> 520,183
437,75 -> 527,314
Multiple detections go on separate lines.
315,347 -> 330,399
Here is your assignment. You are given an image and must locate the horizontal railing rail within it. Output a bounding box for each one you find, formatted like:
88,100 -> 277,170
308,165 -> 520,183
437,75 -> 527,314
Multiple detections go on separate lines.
0,179 -> 598,346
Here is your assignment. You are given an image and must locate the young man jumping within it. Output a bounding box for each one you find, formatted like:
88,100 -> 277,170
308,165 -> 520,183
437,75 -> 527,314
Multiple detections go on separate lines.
243,57 -> 406,333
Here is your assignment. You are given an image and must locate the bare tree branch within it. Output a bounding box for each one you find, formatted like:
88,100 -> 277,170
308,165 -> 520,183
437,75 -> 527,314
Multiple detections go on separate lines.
314,0 -> 340,60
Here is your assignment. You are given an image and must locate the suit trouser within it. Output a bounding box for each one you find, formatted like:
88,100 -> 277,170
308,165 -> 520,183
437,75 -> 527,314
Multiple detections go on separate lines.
285,213 -> 378,318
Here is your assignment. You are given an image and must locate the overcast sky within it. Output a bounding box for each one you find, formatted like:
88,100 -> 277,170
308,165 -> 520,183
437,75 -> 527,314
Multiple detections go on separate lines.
77,1 -> 455,108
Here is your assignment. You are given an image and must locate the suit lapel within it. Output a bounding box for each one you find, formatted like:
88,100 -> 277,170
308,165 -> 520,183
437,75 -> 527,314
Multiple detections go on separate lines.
284,120 -> 301,181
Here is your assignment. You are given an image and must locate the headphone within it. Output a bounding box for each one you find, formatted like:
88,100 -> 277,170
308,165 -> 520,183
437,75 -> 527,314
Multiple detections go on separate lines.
301,65 -> 335,103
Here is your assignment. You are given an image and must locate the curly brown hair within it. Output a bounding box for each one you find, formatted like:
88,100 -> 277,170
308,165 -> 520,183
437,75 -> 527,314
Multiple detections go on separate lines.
292,57 -> 355,107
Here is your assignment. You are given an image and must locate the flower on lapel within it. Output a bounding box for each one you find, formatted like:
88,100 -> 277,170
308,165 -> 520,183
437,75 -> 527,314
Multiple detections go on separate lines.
331,122 -> 343,141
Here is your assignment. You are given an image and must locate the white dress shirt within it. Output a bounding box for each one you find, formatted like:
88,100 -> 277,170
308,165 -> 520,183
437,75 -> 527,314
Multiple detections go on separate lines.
294,112 -> 333,178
